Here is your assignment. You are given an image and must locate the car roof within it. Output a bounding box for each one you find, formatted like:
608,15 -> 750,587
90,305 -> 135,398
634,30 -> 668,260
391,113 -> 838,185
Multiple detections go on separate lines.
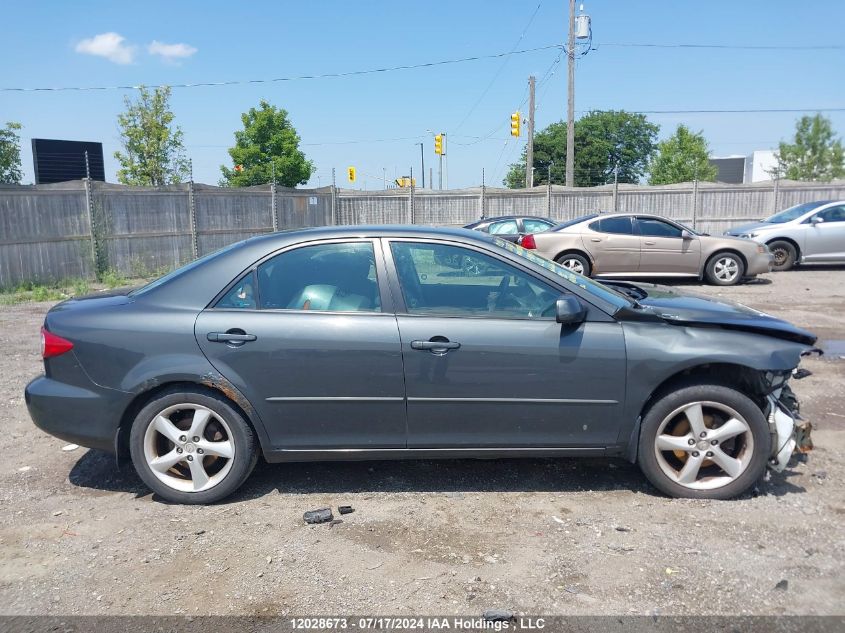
465,215 -> 553,227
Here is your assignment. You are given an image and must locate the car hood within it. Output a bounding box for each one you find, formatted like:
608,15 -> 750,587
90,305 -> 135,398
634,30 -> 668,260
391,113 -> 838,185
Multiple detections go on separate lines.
606,281 -> 817,345
724,221 -> 773,235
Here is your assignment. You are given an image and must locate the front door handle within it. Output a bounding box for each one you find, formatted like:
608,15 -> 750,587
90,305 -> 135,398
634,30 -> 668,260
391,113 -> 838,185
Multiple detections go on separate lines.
590,237 -> 602,242
411,339 -> 461,353
207,332 -> 257,343
644,240 -> 656,246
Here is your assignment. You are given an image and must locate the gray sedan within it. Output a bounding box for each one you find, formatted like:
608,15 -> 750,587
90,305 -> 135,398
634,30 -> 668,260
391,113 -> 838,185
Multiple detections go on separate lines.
725,200 -> 845,270
26,226 -> 814,503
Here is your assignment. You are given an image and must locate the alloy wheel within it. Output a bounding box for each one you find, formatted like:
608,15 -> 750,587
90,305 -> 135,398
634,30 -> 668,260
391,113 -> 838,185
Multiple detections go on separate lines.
653,401 -> 754,491
712,256 -> 740,283
143,404 -> 235,493
560,258 -> 585,275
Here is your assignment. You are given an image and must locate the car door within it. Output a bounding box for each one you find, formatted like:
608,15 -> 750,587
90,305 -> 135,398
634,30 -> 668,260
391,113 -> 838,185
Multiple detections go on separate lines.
385,238 -> 627,448
635,217 -> 701,274
803,205 -> 845,261
194,239 -> 407,450
583,216 -> 641,273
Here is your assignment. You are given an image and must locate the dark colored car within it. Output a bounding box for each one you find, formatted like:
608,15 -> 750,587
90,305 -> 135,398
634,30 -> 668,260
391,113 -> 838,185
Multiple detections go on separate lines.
26,226 -> 814,504
464,215 -> 556,243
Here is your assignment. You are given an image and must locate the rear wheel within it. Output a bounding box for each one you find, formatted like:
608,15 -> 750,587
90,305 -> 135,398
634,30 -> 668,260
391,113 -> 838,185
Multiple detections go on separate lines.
555,252 -> 591,276
705,252 -> 745,286
768,240 -> 797,271
637,384 -> 770,499
129,387 -> 258,504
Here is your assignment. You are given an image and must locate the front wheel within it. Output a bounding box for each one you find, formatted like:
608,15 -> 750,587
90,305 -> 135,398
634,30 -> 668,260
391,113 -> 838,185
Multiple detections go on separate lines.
637,384 -> 770,499
705,252 -> 745,286
129,387 -> 258,504
768,240 -> 797,271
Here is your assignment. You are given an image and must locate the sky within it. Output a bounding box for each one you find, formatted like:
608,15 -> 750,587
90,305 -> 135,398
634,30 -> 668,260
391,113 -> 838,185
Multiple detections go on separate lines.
2,0 -> 844,189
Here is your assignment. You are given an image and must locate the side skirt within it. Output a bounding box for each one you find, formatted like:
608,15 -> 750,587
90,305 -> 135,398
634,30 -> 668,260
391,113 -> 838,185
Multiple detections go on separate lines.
262,446 -> 618,463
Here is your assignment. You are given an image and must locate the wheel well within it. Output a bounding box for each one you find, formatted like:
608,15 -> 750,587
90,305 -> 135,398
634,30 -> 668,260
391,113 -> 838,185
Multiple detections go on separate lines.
705,249 -> 748,271
115,380 -> 260,466
640,363 -> 769,423
765,236 -> 801,258
553,249 -> 592,265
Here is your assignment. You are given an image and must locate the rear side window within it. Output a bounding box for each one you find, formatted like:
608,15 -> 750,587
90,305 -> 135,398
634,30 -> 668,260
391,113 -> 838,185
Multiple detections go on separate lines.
589,216 -> 634,235
523,218 -> 553,233
488,220 -> 519,235
217,242 -> 381,312
636,218 -> 683,238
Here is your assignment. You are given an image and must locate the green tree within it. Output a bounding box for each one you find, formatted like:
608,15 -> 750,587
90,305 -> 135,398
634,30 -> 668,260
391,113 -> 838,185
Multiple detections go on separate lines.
220,100 -> 313,187
114,86 -> 190,186
505,110 -> 658,188
0,121 -> 23,184
648,124 -> 718,185
774,114 -> 844,181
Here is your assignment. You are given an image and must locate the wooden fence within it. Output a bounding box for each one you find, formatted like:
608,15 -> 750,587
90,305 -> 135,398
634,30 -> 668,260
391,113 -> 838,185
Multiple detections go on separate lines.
1,178 -> 844,287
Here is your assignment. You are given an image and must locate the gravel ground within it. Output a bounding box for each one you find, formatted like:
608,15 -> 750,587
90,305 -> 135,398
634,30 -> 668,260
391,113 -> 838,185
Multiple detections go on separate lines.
0,267 -> 843,617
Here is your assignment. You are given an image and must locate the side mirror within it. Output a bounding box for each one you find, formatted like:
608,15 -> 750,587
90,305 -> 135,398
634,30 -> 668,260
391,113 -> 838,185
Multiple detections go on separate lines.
810,215 -> 824,225
681,229 -> 694,239
555,296 -> 586,325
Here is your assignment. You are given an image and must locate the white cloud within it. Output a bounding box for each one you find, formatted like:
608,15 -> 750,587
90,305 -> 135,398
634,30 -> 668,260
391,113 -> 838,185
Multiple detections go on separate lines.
147,40 -> 198,63
74,32 -> 136,64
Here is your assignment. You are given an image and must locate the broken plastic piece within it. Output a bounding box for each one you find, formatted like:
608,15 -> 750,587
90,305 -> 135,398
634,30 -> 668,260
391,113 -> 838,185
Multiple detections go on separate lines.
338,505 -> 355,515
303,508 -> 333,524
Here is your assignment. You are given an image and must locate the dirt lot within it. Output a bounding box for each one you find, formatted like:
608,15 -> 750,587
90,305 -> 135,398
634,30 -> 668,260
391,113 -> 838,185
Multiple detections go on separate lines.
0,267 -> 843,617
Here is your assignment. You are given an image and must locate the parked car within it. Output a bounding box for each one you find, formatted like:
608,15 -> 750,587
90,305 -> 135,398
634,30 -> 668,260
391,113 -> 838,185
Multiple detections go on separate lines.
464,215 -> 556,243
520,213 -> 773,286
26,226 -> 813,504
724,200 -> 845,271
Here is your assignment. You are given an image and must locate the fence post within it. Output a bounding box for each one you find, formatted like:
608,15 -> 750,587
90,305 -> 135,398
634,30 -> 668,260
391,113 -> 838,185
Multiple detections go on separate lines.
270,182 -> 278,232
331,168 -> 338,225
83,175 -> 99,279
772,175 -> 780,213
188,180 -> 199,259
691,179 -> 699,230
546,181 -> 552,217
408,167 -> 415,224
612,167 -> 619,212
480,172 -> 486,220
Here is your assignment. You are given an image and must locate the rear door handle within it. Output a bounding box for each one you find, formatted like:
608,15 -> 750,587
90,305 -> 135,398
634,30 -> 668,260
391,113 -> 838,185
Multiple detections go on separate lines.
590,238 -> 601,242
411,340 -> 461,352
207,332 -> 257,343
644,240 -> 656,246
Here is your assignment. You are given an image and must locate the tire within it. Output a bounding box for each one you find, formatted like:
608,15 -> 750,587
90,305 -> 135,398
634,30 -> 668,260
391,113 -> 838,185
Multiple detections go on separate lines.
704,252 -> 745,286
129,386 -> 258,504
555,252 -> 591,276
637,383 -> 770,500
767,240 -> 797,271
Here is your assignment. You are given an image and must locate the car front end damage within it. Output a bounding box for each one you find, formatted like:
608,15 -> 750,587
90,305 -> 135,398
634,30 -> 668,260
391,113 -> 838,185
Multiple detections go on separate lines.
764,364 -> 815,472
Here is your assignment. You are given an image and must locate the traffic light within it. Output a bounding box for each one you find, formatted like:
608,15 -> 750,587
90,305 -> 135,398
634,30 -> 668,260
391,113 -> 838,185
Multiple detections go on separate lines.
510,111 -> 521,137
347,166 -> 356,182
434,134 -> 443,155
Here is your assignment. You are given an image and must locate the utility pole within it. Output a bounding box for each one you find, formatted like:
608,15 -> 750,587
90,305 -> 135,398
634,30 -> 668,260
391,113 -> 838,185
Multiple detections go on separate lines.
443,133 -> 448,190
526,75 -> 536,188
417,143 -> 426,188
565,0 -> 576,187
382,168 -> 387,190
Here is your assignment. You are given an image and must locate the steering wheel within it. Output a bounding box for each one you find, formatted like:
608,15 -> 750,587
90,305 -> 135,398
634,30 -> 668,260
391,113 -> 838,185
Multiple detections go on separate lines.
493,275 -> 532,313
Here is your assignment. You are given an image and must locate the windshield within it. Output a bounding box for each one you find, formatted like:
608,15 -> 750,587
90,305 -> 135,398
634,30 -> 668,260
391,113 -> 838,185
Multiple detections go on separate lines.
493,238 -> 631,309
764,201 -> 829,224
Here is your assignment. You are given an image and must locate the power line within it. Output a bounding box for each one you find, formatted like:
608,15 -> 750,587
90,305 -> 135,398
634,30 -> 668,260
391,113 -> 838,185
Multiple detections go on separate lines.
583,107 -> 845,114
597,42 -> 845,51
0,44 -> 564,93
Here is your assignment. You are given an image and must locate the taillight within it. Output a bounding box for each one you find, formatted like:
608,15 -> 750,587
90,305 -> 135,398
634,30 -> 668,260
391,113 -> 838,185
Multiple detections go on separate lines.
41,327 -> 73,359
521,234 -> 537,249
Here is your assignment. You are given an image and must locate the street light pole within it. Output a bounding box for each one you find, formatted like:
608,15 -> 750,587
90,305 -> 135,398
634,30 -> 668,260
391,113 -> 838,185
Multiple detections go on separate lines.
417,142 -> 425,188
565,0 -> 576,187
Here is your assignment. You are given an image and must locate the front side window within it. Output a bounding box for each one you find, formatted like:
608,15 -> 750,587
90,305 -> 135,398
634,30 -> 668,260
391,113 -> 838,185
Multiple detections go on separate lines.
390,242 -> 559,319
814,205 -> 845,223
254,241 -> 380,312
636,218 -> 683,238
488,220 -> 519,235
765,201 -> 828,224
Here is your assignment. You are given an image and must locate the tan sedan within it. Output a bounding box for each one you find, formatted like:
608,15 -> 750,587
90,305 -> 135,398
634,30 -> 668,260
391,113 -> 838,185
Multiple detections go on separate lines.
520,213 -> 773,286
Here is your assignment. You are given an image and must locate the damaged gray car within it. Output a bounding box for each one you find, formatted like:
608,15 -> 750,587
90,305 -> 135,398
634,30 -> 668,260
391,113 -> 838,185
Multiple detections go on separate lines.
25,226 -> 814,504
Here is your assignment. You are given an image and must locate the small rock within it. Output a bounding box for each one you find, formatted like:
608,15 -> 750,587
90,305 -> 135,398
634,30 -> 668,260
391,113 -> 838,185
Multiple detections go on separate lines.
812,470 -> 828,480
775,579 -> 789,591
614,526 -> 631,532
338,505 -> 355,515
303,508 -> 333,524
62,444 -> 80,452
482,609 -> 514,622
17,466 -> 32,472
52,510 -> 63,517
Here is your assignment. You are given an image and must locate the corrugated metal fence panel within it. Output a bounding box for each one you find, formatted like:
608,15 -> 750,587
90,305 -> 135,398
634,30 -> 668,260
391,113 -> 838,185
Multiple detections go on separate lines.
277,191 -> 332,229
95,183 -> 192,276
337,192 -> 408,224
414,193 -> 480,226
777,181 -> 845,208
485,190 -> 548,218
0,182 -> 92,286
550,187 -> 614,220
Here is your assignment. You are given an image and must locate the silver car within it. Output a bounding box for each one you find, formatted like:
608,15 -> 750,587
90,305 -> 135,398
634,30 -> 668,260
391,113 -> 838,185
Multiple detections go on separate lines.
725,200 -> 845,271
